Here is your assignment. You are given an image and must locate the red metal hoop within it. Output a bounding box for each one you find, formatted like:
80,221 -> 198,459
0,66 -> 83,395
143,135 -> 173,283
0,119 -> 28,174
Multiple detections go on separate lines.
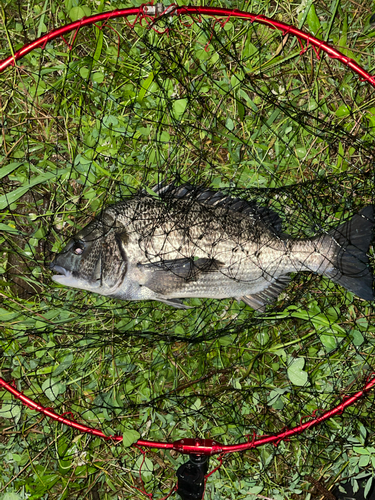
0,4 -> 374,89
1,374 -> 375,455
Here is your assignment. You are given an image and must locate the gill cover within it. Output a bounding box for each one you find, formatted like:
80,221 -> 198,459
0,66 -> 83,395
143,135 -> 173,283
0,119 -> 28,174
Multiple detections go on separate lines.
95,209 -> 128,290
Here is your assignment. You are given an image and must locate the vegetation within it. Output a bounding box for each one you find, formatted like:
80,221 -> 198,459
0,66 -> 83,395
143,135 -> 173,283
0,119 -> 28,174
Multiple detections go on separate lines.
1,0 -> 375,499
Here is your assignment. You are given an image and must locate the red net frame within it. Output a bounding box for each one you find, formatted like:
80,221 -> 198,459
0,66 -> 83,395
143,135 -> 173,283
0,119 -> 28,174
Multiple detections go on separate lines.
1,373 -> 375,455
1,5 -> 375,89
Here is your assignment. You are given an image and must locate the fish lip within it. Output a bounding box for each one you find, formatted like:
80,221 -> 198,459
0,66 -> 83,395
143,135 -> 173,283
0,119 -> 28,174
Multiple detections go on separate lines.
50,264 -> 74,284
50,264 -> 68,276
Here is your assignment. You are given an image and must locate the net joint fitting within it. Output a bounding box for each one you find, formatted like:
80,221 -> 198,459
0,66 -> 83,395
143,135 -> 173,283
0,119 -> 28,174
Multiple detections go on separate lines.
143,3 -> 176,18
172,438 -> 223,455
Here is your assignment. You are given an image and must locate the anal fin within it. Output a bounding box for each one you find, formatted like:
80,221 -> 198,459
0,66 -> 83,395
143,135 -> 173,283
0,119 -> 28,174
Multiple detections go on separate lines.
240,275 -> 291,311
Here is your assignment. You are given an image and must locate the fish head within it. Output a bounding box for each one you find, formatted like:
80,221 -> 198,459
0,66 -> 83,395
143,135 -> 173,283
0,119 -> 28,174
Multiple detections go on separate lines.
50,210 -> 127,294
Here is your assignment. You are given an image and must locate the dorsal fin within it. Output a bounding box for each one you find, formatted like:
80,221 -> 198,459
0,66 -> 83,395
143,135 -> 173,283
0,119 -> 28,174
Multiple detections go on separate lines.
152,181 -> 283,234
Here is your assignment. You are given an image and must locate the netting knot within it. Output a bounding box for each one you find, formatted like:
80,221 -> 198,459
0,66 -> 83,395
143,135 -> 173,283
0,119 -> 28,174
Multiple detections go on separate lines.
61,411 -> 77,422
245,431 -> 258,447
300,408 -> 323,427
204,15 -> 232,52
273,426 -> 290,447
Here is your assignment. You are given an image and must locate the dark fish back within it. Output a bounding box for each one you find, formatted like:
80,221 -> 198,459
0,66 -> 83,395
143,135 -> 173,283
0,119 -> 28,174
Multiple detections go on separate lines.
152,182 -> 283,235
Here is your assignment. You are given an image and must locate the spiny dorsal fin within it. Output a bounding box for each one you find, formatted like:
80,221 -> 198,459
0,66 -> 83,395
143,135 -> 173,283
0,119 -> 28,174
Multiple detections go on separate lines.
152,181 -> 283,234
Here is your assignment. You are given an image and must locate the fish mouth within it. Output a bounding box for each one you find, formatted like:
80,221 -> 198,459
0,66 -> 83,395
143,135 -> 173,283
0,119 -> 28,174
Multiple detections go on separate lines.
50,261 -> 101,290
50,263 -> 73,285
50,264 -> 68,275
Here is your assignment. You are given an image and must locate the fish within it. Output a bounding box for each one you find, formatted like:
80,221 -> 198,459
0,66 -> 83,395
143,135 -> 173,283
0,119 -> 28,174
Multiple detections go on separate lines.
50,183 -> 374,311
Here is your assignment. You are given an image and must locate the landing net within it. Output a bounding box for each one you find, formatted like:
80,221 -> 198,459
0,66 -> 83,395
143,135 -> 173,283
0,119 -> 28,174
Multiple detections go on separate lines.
1,3 -> 375,499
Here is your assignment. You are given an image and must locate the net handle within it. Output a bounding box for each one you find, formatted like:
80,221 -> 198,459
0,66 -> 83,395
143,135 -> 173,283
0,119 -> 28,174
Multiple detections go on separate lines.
1,374 -> 374,455
0,4 -> 375,88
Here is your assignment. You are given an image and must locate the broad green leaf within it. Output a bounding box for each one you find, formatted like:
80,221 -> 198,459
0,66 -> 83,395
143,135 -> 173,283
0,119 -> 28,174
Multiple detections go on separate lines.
135,455 -> 154,482
122,429 -> 141,448
244,40 -> 257,58
257,331 -> 269,346
37,0 -> 48,37
353,480 -> 359,494
0,402 -> 21,419
1,492 -> 23,500
0,168 -> 69,210
231,73 -> 243,88
53,354 -> 74,377
226,117 -> 234,130
80,67 -> 90,79
296,147 -> 306,158
191,398 -> 202,411
138,72 -> 154,102
92,72 -> 104,83
265,306 -> 346,335
195,48 -> 210,61
0,308 -> 21,322
287,358 -> 308,386
365,477 -> 373,499
359,455 -> 370,467
42,378 -> 67,401
336,105 -> 351,117
248,486 -> 263,494
93,25 -> 103,62
319,334 -> 337,352
208,52 -> 219,65
0,223 -> 25,235
69,6 -> 91,21
351,330 -> 364,346
0,162 -> 23,180
33,227 -> 46,239
353,447 -> 370,454
172,98 -> 188,119
306,4 -> 321,35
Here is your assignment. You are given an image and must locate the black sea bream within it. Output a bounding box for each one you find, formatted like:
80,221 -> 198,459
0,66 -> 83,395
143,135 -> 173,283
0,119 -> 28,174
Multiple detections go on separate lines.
50,185 -> 374,311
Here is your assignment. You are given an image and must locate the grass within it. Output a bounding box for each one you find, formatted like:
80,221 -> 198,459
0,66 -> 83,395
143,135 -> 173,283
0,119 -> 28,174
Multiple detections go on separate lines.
1,0 -> 375,499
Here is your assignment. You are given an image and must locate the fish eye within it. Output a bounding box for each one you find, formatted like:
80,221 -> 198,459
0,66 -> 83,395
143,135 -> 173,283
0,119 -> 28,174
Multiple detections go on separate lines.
72,241 -> 84,255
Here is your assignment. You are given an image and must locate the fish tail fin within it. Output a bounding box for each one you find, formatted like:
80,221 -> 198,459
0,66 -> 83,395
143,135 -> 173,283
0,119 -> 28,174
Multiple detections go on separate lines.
325,206 -> 374,301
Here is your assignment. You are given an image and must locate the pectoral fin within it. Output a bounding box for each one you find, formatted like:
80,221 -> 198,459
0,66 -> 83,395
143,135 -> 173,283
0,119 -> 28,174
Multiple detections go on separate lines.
240,275 -> 291,311
139,257 -> 224,295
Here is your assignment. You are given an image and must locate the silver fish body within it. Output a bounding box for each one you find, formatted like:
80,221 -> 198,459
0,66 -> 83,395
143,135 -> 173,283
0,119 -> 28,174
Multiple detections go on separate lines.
50,186 -> 374,310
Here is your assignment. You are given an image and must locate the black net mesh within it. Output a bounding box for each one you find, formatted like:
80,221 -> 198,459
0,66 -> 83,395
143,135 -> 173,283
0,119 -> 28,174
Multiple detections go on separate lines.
1,3 -> 375,499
